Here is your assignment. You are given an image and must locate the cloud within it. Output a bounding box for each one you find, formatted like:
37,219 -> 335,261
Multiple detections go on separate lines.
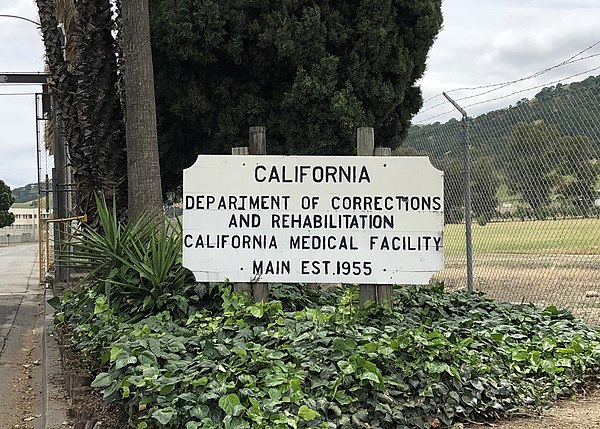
0,1 -> 46,188
414,0 -> 600,123
0,92 -> 44,188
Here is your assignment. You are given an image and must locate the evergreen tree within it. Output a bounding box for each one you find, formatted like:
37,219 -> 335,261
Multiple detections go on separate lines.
0,180 -> 15,229
150,0 -> 443,190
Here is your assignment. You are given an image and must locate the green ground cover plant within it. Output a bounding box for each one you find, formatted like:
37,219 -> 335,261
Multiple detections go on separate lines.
53,199 -> 600,428
55,284 -> 600,429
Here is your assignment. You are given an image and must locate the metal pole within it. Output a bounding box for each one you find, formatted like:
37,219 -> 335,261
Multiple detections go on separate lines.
52,96 -> 69,282
35,95 -> 44,285
443,93 -> 474,293
463,119 -> 474,293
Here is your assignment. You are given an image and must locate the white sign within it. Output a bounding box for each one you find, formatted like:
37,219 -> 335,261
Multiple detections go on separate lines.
183,155 -> 444,284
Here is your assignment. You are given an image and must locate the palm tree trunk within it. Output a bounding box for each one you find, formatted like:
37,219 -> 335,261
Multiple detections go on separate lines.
36,0 -> 128,226
120,0 -> 163,219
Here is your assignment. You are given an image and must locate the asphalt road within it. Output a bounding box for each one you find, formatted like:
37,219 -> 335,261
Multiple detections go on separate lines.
0,242 -> 45,428
0,242 -> 39,353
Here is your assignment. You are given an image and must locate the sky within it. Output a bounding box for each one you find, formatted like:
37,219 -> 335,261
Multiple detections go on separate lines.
1,0 -> 600,189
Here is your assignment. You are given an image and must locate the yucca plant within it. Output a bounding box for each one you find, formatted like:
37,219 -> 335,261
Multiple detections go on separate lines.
65,194 -> 196,320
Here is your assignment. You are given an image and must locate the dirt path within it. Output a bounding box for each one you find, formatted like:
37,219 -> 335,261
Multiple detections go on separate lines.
465,384 -> 600,428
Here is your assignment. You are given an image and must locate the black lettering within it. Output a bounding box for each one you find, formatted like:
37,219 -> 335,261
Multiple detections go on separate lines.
268,166 -> 280,182
313,166 -> 324,182
358,166 -> 370,183
331,196 -> 340,210
383,215 -> 394,229
253,260 -> 263,275
290,236 -> 301,249
369,236 -> 377,250
410,197 -> 420,211
255,165 -> 266,182
272,214 -> 281,228
281,165 -> 293,182
434,236 -> 442,251
325,166 -> 337,182
380,236 -> 390,250
422,197 -> 431,211
185,196 -> 194,210
299,165 -> 310,182
207,195 -> 215,208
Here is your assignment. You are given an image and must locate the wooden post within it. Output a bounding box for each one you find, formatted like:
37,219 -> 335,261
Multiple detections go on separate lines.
232,146 -> 251,294
249,126 -> 267,156
374,147 -> 393,307
357,128 -> 377,306
248,126 -> 269,302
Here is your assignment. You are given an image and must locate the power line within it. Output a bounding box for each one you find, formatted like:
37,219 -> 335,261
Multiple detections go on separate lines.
416,64 -> 600,123
0,14 -> 40,26
420,53 -> 600,115
421,39 -> 600,105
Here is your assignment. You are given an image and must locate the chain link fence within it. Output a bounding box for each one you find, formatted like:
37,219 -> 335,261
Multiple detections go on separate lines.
403,80 -> 600,324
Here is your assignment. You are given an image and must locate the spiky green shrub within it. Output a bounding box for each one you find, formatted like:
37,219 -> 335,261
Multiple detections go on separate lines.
63,195 -> 197,321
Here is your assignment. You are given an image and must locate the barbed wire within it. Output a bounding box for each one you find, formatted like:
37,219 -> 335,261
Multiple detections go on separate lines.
416,64 -> 600,123
422,39 -> 600,105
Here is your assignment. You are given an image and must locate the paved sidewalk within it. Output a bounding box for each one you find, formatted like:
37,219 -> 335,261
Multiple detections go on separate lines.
0,242 -> 68,429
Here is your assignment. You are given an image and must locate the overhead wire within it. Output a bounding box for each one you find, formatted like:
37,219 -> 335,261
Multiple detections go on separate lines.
416,64 -> 600,123
419,53 -> 600,115
415,39 -> 600,123
421,39 -> 600,105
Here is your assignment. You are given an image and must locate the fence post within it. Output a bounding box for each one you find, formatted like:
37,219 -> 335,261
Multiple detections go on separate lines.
442,92 -> 473,294
357,127 -> 378,306
373,146 -> 394,307
462,118 -> 474,294
248,126 -> 270,302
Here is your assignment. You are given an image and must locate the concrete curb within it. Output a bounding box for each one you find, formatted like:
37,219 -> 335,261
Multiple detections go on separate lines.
44,287 -> 70,428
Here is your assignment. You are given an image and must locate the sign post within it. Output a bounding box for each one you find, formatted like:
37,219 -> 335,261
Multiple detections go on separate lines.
183,155 -> 444,286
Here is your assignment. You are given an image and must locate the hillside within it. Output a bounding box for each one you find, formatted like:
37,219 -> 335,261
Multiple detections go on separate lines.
12,183 -> 39,203
403,75 -> 600,159
402,75 -> 600,222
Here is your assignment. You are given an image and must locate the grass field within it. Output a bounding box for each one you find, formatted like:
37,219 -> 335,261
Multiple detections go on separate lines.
444,217 -> 600,256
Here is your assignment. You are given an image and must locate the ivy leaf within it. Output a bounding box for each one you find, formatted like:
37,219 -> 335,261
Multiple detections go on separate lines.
110,346 -> 123,362
152,408 -> 177,425
298,405 -> 320,421
333,338 -> 357,353
219,393 -> 242,415
249,305 -> 264,318
360,372 -> 381,384
91,372 -> 113,388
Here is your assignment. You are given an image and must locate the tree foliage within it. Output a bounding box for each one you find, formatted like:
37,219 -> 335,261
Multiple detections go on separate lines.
0,180 -> 16,229
471,157 -> 500,224
150,0 -> 443,191
503,121 -> 559,211
554,135 -> 599,209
